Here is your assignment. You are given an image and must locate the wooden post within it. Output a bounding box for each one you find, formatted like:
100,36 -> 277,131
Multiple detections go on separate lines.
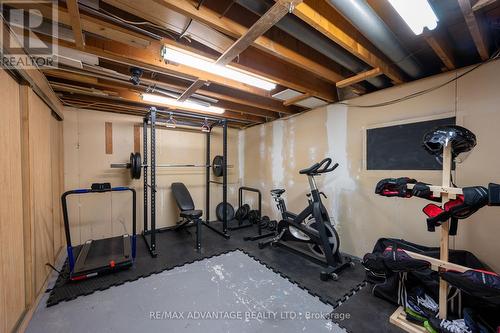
439,143 -> 452,318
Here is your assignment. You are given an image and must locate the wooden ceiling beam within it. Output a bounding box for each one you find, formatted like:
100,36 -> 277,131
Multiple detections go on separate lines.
292,2 -> 405,84
216,0 -> 302,66
336,68 -> 383,88
153,0 -> 345,84
423,30 -> 456,70
283,93 -> 311,106
58,92 -> 263,124
61,99 -> 247,128
44,34 -> 271,97
42,64 -> 297,114
49,77 -> 277,119
65,0 -> 85,48
152,39 -> 337,102
179,0 -> 303,101
10,2 -> 152,48
472,0 -> 498,11
458,0 -> 490,61
0,21 -> 64,118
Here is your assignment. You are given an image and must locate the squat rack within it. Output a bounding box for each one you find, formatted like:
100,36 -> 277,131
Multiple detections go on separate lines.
142,107 -> 230,257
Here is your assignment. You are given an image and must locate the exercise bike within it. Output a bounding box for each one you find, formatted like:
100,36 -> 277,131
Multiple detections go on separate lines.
259,158 -> 353,281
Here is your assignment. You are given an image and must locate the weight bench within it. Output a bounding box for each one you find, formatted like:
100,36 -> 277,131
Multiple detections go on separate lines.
171,182 -> 203,251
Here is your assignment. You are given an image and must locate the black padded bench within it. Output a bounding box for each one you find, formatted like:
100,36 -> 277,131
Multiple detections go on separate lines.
171,182 -> 203,251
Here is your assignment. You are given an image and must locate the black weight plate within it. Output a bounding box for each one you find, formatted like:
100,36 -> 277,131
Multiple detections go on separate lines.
268,220 -> 277,231
216,202 -> 234,221
212,155 -> 224,177
259,216 -> 270,229
247,209 -> 260,224
130,153 -> 142,179
234,204 -> 249,221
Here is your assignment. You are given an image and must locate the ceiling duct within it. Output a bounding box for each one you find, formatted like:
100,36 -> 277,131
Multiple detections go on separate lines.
325,0 -> 424,79
235,0 -> 387,88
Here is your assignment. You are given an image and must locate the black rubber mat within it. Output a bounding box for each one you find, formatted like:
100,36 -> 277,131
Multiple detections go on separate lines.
36,251 -> 346,333
48,224 -> 366,311
331,282 -> 404,332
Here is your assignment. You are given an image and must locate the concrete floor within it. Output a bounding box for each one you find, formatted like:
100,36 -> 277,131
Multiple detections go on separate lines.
27,251 -> 345,333
26,225 -> 402,332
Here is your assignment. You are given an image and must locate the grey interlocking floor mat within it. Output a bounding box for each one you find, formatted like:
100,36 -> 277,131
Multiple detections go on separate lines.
28,250 -> 346,333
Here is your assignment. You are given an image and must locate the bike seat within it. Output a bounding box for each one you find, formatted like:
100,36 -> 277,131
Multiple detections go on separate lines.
271,189 -> 285,196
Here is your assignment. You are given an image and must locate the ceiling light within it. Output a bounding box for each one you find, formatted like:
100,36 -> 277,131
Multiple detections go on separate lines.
141,93 -> 225,114
161,46 -> 276,91
388,0 -> 438,35
165,112 -> 177,128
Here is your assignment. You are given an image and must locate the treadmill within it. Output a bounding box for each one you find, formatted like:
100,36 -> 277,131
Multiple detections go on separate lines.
62,183 -> 137,281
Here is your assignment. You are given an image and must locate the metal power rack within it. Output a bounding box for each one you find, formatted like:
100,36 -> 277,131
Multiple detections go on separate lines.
142,107 -> 230,257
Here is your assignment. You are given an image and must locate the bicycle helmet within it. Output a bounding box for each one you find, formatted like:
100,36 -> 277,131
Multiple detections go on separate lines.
422,125 -> 476,161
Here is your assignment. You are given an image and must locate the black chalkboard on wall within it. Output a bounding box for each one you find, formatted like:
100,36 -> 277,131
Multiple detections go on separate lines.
366,117 -> 456,170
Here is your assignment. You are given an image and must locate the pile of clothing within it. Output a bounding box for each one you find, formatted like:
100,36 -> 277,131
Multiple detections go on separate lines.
363,238 -> 500,333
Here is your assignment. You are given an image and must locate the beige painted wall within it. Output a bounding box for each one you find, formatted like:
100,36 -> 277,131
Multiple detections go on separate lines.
242,59 -> 500,272
63,108 -> 240,245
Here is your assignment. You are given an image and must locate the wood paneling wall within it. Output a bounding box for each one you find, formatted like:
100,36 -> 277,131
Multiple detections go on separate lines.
0,67 -> 25,333
0,69 -> 64,332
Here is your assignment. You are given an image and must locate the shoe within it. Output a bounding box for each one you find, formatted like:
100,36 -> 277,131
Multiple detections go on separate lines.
414,287 -> 439,316
428,317 -> 472,333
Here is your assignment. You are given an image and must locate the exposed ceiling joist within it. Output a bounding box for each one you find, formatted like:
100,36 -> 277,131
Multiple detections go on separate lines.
472,0 -> 498,11
458,0 -> 490,61
45,70 -> 278,118
216,0 -> 302,66
292,2 -> 405,84
423,30 -> 456,70
0,21 -> 64,118
178,0 -> 303,101
58,91 -> 264,123
336,68 -> 382,88
65,0 -> 85,48
11,2 -> 153,48
153,0 -> 345,84
178,80 -> 207,102
283,93 -> 311,106
162,39 -> 338,102
42,64 -> 298,115
54,34 -> 271,96
60,98 -> 249,128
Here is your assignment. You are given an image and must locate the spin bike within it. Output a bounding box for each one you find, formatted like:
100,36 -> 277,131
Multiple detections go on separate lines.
259,158 -> 353,281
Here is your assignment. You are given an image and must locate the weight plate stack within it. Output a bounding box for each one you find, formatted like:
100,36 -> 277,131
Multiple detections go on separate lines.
234,204 -> 250,221
259,216 -> 270,229
247,209 -> 260,224
267,220 -> 278,231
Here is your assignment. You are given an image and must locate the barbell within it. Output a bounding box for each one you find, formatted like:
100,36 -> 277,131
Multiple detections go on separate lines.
110,153 -> 233,179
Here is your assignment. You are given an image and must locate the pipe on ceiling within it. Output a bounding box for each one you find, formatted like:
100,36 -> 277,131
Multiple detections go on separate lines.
235,0 -> 387,88
325,0 -> 423,79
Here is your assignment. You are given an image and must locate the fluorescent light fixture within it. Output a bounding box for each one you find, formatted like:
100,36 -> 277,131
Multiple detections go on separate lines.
141,93 -> 225,114
388,0 -> 438,35
161,46 -> 276,91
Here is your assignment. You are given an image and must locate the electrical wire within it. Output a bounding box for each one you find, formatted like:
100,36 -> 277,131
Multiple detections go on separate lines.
339,48 -> 500,108
99,8 -> 178,41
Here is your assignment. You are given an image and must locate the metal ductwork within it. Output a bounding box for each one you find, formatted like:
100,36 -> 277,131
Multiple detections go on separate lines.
325,0 -> 423,79
235,0 -> 387,88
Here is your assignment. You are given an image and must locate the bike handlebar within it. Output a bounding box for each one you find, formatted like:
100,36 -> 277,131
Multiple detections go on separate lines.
299,158 -> 339,175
